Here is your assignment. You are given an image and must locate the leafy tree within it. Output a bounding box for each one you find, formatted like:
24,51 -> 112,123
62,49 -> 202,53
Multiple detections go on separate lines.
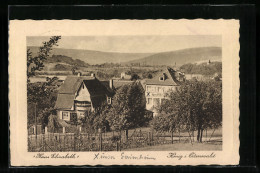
71,65 -> 78,75
27,78 -> 59,128
106,82 -> 146,132
130,74 -> 141,81
126,82 -> 146,126
93,111 -> 110,132
27,36 -> 61,79
90,103 -> 111,132
79,103 -> 111,133
147,74 -> 153,79
150,113 -> 175,132
27,36 -> 61,128
47,114 -> 62,133
82,111 -> 96,133
180,62 -> 222,76
152,80 -> 222,142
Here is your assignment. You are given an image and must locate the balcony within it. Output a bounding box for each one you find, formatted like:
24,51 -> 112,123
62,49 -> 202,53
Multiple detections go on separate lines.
75,101 -> 91,107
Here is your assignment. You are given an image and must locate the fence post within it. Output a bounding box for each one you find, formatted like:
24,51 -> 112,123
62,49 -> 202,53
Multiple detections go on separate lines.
171,131 -> 173,144
206,129 -> 207,142
179,130 -> 181,143
58,133 -> 60,151
42,134 -> 45,152
34,126 -> 37,148
119,130 -> 122,151
125,130 -> 128,143
148,132 -> 151,145
100,132 -> 103,151
45,126 -> 48,135
116,142 -> 119,151
151,130 -> 153,141
74,133 -> 76,151
63,127 -> 66,134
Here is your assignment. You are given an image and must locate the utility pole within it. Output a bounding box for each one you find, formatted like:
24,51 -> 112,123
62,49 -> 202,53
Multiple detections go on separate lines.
35,103 -> 37,147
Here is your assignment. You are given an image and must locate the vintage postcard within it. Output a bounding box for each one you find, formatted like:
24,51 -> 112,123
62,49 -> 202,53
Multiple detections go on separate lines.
9,20 -> 240,166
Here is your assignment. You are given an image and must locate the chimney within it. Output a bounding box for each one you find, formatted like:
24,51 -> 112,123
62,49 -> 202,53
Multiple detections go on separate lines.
77,72 -> 81,77
91,73 -> 95,78
109,79 -> 113,89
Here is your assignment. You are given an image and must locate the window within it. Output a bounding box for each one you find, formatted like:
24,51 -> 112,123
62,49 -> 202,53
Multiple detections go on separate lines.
159,76 -> 164,81
71,112 -> 77,121
107,97 -> 112,104
153,98 -> 160,107
147,86 -> 151,92
148,86 -> 155,92
77,111 -> 85,118
147,98 -> 152,104
62,112 -> 69,120
161,87 -> 165,93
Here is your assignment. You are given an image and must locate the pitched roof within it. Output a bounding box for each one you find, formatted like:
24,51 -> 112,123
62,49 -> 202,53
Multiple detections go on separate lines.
90,95 -> 107,109
58,76 -> 95,94
113,80 -> 134,90
100,81 -> 115,96
145,67 -> 182,86
83,80 -> 114,97
55,94 -> 75,110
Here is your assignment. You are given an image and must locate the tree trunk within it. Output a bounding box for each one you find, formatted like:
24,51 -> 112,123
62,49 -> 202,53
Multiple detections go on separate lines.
178,130 -> 180,143
119,130 -> 122,151
209,128 -> 216,142
187,130 -> 193,145
171,131 -> 173,144
206,129 -> 207,142
197,128 -> 201,142
125,129 -> 128,142
200,129 -> 203,142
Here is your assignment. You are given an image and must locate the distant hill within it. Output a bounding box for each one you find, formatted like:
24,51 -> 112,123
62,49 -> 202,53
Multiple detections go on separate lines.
180,61 -> 222,76
124,47 -> 222,66
46,55 -> 89,67
27,46 -> 153,65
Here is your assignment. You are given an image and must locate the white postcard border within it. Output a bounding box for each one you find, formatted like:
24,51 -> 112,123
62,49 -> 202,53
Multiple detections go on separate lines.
9,19 -> 240,166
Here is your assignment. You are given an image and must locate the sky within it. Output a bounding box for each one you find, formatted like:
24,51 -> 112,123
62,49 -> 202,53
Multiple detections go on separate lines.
27,35 -> 221,53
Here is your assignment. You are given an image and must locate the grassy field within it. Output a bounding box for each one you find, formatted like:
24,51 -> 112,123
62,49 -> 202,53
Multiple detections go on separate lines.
124,141 -> 222,151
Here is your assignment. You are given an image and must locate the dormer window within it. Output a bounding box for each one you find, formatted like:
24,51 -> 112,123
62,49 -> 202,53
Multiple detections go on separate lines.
159,76 -> 165,81
159,73 -> 166,81
107,97 -> 112,104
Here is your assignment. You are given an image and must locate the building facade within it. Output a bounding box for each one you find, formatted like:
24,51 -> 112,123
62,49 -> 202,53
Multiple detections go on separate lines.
55,73 -> 114,121
145,67 -> 185,116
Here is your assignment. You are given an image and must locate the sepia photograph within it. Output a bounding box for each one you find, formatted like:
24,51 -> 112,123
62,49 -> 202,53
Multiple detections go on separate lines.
9,20 -> 239,166
26,35 -> 222,152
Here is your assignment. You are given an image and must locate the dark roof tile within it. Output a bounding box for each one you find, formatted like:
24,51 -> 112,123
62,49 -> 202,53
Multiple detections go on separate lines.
55,94 -> 75,109
145,67 -> 181,86
58,76 -> 95,94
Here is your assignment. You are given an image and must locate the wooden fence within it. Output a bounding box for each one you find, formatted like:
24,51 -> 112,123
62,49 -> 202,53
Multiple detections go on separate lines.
28,129 -> 222,152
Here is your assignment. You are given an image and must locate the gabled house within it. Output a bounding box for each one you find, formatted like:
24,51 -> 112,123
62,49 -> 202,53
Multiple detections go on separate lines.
55,73 -> 114,121
145,67 -> 185,116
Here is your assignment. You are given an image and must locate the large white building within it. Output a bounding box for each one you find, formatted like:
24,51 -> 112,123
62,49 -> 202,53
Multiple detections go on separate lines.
145,67 -> 185,116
